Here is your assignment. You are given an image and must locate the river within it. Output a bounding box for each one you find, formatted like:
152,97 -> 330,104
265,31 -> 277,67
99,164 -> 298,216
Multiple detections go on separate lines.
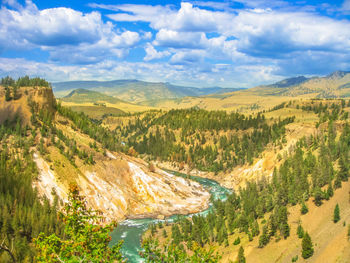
110,171 -> 231,263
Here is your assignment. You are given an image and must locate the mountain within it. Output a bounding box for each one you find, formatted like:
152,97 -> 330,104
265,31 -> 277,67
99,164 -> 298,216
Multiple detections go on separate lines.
52,79 -> 240,103
63,88 -> 125,104
258,70 -> 350,98
266,75 -> 309,88
148,70 -> 350,112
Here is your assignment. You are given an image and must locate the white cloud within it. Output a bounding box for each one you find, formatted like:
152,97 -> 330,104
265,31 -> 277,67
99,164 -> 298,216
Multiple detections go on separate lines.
228,10 -> 350,56
0,57 -> 281,88
107,3 -> 230,32
142,31 -> 153,40
144,43 -> 170,61
169,50 -> 205,65
154,29 -> 208,49
2,1 -> 350,87
0,1 -> 140,63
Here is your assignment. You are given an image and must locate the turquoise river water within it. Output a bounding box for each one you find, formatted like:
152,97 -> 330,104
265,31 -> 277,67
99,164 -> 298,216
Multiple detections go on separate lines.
110,171 -> 231,262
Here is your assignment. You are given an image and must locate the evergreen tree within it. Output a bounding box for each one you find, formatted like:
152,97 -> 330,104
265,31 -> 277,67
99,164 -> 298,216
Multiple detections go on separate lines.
327,182 -> 334,198
258,225 -> 269,248
34,184 -> 123,263
338,157 -> 349,182
297,224 -> 304,238
236,246 -> 246,263
333,204 -> 340,223
301,202 -> 309,215
5,87 -> 11,101
301,232 -> 314,259
313,187 -> 323,206
233,237 -> 241,245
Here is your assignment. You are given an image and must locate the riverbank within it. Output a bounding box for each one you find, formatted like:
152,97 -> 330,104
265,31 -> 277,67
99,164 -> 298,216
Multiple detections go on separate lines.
110,170 -> 231,263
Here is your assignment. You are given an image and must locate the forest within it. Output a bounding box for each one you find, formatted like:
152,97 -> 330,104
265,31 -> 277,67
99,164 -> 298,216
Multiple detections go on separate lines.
145,115 -> 350,260
0,116 -> 63,262
111,108 -> 294,172
1,78 -> 350,262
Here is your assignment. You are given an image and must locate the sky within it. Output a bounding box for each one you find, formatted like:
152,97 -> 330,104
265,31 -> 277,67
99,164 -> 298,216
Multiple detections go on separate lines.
0,0 -> 350,88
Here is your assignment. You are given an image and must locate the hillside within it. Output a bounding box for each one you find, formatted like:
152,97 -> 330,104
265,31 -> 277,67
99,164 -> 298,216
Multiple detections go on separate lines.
0,82 -> 214,261
52,79 -> 239,103
1,85 -> 210,221
59,88 -> 156,114
149,71 -> 350,113
63,88 -> 125,104
2,76 -> 350,263
138,98 -> 350,262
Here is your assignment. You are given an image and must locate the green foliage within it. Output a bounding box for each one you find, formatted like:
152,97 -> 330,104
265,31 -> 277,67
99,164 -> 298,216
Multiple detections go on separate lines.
333,204 -> 340,223
233,237 -> 241,245
1,76 -> 50,88
4,87 -> 11,101
301,232 -> 314,259
236,246 -> 245,263
300,202 -> 309,215
116,108 -> 294,172
0,123 -> 63,262
57,104 -> 124,153
258,226 -> 269,248
34,184 -> 123,263
291,255 -> 298,262
347,224 -> 350,240
297,224 -> 304,239
140,238 -> 221,262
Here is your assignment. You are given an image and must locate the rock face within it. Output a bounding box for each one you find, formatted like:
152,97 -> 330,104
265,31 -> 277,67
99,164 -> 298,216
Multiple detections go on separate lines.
34,152 -> 210,222
1,85 -> 210,222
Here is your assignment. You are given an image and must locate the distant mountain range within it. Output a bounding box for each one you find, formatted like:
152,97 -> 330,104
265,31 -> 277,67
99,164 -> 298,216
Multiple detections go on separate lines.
54,70 -> 350,109
52,79 -> 241,103
63,88 -> 125,104
256,70 -> 350,98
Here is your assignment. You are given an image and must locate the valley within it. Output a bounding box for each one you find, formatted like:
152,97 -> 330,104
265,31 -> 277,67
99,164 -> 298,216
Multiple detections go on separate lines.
1,73 -> 350,262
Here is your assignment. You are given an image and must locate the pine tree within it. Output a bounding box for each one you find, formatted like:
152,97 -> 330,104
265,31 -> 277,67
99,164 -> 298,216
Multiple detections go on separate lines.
258,225 -> 269,248
34,184 -> 123,262
327,182 -> 334,198
236,246 -> 246,263
301,202 -> 309,215
297,224 -> 304,238
333,204 -> 340,223
313,187 -> 323,206
338,157 -> 349,182
233,236 -> 241,245
5,87 -> 11,101
334,174 -> 342,189
301,232 -> 314,259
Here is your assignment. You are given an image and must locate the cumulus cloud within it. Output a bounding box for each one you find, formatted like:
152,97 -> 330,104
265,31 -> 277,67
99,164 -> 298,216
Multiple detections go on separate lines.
169,50 -> 205,65
107,3 -> 230,32
2,1 -> 350,87
154,29 -> 209,49
0,57 -> 281,88
228,10 -> 350,57
0,1 -> 140,63
144,43 -> 170,61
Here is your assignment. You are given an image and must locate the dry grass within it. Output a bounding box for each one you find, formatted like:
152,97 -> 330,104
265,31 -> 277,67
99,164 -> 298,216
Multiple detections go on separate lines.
60,100 -> 155,113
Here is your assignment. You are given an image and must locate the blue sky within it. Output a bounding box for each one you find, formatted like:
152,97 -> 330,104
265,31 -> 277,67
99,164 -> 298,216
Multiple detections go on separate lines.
0,0 -> 350,87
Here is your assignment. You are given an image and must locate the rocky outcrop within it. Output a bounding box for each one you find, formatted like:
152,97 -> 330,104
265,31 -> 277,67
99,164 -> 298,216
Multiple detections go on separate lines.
33,151 -> 210,222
